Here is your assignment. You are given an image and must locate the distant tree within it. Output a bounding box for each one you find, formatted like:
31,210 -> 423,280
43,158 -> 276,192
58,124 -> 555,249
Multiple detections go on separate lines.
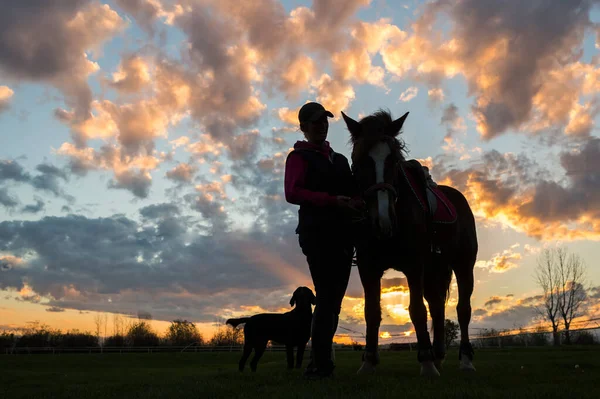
0,331 -> 16,351
61,330 -> 98,347
104,334 -> 126,347
571,330 -> 597,345
535,248 -> 588,345
94,314 -> 104,346
17,322 -> 62,347
444,319 -> 460,349
530,326 -> 549,346
166,320 -> 203,346
126,321 -> 159,347
209,324 -> 243,346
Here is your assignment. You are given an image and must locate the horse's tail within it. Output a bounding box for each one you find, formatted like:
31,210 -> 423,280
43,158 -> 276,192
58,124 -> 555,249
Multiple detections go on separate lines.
226,317 -> 251,328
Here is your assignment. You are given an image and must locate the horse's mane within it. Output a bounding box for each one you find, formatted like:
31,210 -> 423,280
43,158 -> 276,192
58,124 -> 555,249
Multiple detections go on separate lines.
350,109 -> 408,160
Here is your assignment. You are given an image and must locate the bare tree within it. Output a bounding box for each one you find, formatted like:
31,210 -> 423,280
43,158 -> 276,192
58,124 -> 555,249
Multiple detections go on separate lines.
535,249 -> 562,346
535,247 -> 588,345
113,314 -> 125,337
93,314 -> 103,346
556,249 -> 587,344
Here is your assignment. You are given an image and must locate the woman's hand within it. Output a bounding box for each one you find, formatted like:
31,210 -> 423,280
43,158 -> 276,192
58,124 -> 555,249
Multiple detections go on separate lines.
335,196 -> 353,208
336,196 -> 365,211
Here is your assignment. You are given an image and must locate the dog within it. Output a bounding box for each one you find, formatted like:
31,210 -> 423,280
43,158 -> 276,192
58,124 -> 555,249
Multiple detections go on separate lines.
226,286 -> 316,372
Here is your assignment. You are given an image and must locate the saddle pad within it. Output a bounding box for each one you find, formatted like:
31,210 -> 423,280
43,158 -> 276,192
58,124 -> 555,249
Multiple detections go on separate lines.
399,163 -> 457,224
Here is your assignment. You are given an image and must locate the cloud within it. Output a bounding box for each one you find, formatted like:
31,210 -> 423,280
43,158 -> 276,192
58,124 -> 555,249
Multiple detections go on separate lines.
139,203 -> 179,220
441,103 -> 466,138
108,169 -> 153,198
484,296 -> 505,308
0,160 -> 30,183
56,142 -> 162,198
0,188 -> 19,209
435,138 -> 600,241
0,86 -> 14,113
107,54 -> 152,93
0,160 -> 72,203
276,108 -> 300,126
21,198 -> 45,214
428,88 -> 444,103
398,87 -> 418,102
114,0 -> 161,34
46,306 -> 65,313
0,211 -> 311,322
381,277 -> 409,294
380,0 -> 600,139
31,163 -> 71,199
0,255 -> 22,271
0,0 -> 126,119
166,163 -> 197,184
312,74 -> 356,117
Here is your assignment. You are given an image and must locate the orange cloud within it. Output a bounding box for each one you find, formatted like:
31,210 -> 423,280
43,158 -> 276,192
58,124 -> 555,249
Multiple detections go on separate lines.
276,107 -> 299,126
399,87 -> 418,102
0,86 -> 14,113
0,255 -> 23,271
437,139 -> 600,241
166,163 -> 197,183
108,55 -> 152,93
312,74 -> 355,117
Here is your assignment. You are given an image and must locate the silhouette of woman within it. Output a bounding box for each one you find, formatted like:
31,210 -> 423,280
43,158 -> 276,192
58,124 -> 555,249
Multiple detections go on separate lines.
284,102 -> 361,379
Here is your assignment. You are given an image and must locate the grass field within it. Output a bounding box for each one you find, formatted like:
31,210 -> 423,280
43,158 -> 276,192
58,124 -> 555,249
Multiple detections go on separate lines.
1,347 -> 598,398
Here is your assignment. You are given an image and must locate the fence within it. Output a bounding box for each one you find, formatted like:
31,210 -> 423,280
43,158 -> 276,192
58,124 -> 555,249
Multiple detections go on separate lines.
3,344 -> 358,355
335,321 -> 600,349
4,322 -> 600,355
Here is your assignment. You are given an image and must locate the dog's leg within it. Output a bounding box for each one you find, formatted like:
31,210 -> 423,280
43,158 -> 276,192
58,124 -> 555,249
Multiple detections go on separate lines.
296,342 -> 306,369
239,343 -> 252,372
249,340 -> 268,372
286,345 -> 294,369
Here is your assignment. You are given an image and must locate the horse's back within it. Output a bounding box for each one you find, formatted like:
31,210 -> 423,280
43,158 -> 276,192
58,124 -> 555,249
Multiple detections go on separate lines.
437,185 -> 478,258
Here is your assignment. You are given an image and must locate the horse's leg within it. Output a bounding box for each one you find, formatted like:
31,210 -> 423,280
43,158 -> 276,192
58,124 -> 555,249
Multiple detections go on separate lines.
424,275 -> 447,371
406,268 -> 439,377
357,264 -> 381,374
455,262 -> 476,371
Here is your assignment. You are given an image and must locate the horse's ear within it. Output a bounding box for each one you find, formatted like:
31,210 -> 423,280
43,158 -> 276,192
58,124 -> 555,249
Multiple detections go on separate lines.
342,111 -> 361,140
387,112 -> 409,136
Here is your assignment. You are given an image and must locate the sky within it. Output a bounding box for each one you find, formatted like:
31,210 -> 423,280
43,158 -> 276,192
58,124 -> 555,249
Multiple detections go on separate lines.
1,0 -> 600,344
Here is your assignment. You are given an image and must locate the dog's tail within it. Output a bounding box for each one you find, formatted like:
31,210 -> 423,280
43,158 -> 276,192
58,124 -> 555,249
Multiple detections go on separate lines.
226,317 -> 251,328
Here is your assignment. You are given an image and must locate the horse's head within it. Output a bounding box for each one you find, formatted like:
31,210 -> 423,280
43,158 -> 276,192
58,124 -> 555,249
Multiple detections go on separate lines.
342,109 -> 409,240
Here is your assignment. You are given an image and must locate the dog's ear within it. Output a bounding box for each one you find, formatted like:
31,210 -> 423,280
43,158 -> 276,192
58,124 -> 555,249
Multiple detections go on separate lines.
290,293 -> 296,307
310,290 -> 316,305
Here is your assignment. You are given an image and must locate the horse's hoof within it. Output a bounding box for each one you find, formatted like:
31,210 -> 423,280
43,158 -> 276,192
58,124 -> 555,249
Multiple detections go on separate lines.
357,361 -> 377,374
459,358 -> 476,372
420,361 -> 440,377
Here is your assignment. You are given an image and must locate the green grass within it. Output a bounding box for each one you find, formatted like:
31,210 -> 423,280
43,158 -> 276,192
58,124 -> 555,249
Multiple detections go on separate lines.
1,347 -> 598,398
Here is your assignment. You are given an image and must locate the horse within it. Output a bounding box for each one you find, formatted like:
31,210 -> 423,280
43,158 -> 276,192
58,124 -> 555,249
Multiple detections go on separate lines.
341,109 -> 478,377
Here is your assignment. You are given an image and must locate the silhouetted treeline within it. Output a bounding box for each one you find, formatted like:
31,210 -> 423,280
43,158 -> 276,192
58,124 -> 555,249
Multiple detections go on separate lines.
0,319 -> 205,350
1,326 -> 97,350
475,327 -> 598,347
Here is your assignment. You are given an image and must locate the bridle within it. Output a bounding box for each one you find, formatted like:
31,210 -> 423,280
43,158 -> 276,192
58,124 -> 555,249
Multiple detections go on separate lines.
363,182 -> 397,201
354,139 -> 402,205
